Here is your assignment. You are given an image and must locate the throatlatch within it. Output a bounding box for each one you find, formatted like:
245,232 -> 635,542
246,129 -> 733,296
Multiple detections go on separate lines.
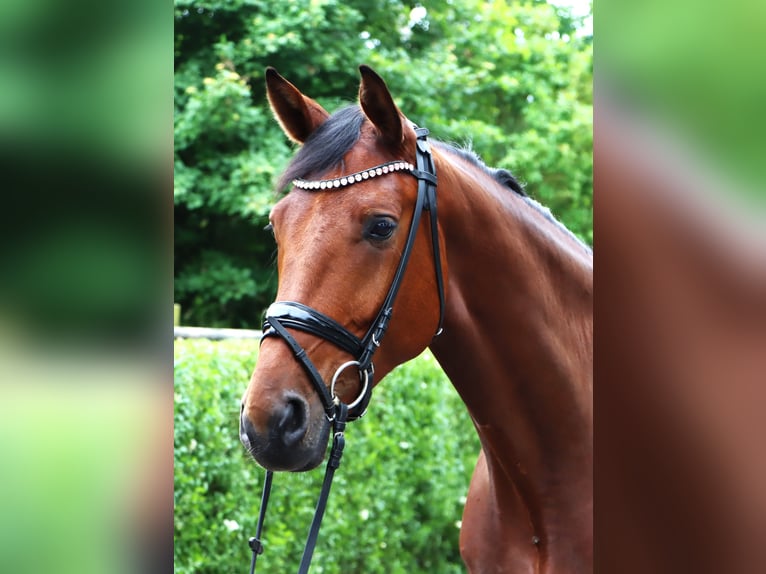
247,127 -> 441,574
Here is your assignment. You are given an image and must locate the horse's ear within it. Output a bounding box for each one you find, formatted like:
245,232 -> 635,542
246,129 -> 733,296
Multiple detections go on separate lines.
358,65 -> 403,147
265,67 -> 329,144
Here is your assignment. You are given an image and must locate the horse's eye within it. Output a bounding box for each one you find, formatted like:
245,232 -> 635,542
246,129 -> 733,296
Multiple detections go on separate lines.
365,217 -> 397,241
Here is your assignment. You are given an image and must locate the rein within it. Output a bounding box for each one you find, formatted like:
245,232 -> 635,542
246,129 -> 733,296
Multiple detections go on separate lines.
247,127 -> 443,573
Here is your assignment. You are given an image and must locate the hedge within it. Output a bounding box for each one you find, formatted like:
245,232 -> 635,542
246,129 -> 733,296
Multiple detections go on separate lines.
174,338 -> 480,573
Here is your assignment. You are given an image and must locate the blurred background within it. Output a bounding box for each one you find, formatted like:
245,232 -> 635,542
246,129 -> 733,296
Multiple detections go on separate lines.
0,0 -> 171,573
596,1 -> 766,572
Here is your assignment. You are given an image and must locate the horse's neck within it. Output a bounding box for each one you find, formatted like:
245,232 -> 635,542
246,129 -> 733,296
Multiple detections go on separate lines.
429,152 -> 593,547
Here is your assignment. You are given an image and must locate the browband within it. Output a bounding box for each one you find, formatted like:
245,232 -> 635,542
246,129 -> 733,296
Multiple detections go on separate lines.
291,160 -> 415,190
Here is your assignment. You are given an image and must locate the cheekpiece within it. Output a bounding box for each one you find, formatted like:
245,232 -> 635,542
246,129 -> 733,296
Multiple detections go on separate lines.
292,160 -> 415,190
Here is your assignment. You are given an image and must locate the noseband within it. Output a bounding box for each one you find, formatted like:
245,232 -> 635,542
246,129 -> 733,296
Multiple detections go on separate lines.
248,128 -> 444,573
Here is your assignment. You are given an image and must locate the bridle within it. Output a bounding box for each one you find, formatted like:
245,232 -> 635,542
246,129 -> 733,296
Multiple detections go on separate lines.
261,128 -> 444,422
246,127 -> 444,573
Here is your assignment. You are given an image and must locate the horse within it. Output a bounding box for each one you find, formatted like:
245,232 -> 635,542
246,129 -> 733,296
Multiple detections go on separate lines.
240,65 -> 593,574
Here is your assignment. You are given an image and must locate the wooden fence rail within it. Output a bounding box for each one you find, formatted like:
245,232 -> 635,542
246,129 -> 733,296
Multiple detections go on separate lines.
174,326 -> 263,340
174,304 -> 263,340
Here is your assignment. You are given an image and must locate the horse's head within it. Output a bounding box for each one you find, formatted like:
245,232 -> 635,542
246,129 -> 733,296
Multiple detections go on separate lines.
240,66 -> 446,471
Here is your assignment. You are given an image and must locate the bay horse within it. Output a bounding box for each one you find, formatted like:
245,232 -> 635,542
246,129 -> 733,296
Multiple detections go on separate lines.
240,65 -> 593,573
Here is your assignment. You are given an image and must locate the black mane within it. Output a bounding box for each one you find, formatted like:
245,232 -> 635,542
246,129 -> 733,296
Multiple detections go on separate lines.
436,143 -> 526,197
276,105 -> 365,190
276,105 -> 525,197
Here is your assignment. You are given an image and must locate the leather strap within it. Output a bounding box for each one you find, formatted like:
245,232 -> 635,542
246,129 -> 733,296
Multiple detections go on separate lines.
296,404 -> 348,573
357,162 -> 430,368
263,315 -> 336,420
248,405 -> 349,574
248,470 -> 273,574
414,127 -> 445,335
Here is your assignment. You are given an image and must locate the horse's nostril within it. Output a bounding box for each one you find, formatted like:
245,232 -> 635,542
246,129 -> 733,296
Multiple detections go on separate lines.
278,397 -> 308,447
240,407 -> 257,448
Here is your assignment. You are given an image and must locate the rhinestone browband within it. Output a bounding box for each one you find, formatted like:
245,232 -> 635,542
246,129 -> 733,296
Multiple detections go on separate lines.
292,160 -> 415,190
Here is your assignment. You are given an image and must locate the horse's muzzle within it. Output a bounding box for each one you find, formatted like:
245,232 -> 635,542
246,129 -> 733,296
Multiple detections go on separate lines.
240,396 -> 329,472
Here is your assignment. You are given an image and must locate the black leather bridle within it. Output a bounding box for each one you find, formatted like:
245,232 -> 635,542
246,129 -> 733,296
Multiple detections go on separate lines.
247,127 -> 444,574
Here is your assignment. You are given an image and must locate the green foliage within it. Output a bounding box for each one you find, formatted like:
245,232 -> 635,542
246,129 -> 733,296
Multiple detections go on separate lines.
174,339 -> 479,573
174,0 -> 593,327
